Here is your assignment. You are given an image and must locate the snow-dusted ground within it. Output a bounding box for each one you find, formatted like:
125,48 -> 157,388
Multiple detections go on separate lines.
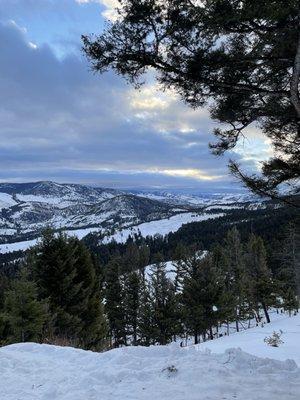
0,227 -> 102,254
198,312 -> 300,365
0,192 -> 17,210
0,213 -> 223,254
144,261 -> 178,282
102,212 -> 224,244
0,314 -> 299,400
0,212 -> 223,254
133,190 -> 259,206
0,238 -> 39,254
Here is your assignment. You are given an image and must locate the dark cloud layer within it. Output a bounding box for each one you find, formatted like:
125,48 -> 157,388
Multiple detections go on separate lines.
0,9 -> 258,189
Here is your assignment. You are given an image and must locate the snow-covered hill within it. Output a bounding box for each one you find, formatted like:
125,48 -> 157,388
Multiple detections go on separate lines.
129,189 -> 259,207
0,181 -> 269,252
0,182 -> 187,243
101,212 -> 224,244
0,314 -> 299,400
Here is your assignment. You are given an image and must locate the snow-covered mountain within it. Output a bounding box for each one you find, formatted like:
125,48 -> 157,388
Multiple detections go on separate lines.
0,182 -> 185,242
0,313 -> 299,400
129,188 -> 259,206
0,181 -> 266,248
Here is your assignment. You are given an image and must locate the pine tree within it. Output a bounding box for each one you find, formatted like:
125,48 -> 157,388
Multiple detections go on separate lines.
211,244 -> 237,335
104,257 -> 127,347
223,227 -> 249,331
149,255 -> 180,345
283,287 -> 299,317
138,244 -> 150,280
123,242 -> 140,273
1,271 -> 47,344
83,1 -> 300,202
71,239 -> 107,350
137,281 -> 155,346
181,253 -> 222,343
245,234 -> 274,323
124,271 -> 142,345
277,222 -> 300,296
28,230 -> 107,349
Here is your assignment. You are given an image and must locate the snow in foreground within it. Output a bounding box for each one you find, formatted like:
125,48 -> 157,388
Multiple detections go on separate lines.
0,315 -> 300,400
199,312 -> 300,365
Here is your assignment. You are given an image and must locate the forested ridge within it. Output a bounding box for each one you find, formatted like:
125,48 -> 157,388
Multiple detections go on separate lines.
0,202 -> 298,350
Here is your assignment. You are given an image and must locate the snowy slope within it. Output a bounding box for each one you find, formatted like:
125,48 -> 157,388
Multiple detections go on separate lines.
129,189 -> 260,207
198,312 -> 300,365
0,314 -> 299,400
0,213 -> 223,254
0,227 -> 103,254
0,182 -> 185,246
0,181 -> 274,253
0,193 -> 17,210
102,212 -> 224,244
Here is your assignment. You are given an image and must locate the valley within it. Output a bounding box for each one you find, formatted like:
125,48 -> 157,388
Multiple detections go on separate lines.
0,181 -> 265,253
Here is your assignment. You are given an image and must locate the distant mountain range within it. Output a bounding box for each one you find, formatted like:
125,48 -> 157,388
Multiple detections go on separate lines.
0,181 -> 266,247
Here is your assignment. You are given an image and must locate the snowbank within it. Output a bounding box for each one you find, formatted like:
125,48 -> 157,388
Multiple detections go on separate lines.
0,344 -> 299,400
198,312 -> 300,365
1,315 -> 300,400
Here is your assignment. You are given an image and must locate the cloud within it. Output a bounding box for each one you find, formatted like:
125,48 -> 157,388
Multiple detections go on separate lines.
0,18 -> 260,189
75,0 -> 120,21
155,169 -> 224,181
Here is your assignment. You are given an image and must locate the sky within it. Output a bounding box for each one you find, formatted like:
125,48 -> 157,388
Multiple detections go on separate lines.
0,0 -> 272,190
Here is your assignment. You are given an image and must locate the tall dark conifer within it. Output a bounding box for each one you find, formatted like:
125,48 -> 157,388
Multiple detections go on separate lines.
29,230 -> 107,349
150,256 -> 180,345
245,234 -> 274,323
104,257 -> 127,347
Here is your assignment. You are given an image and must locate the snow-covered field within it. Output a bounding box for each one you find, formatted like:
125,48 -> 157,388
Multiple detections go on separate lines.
0,238 -> 39,254
0,314 -> 299,400
0,227 -> 102,254
0,193 -> 17,210
0,213 -> 223,254
102,212 -> 224,244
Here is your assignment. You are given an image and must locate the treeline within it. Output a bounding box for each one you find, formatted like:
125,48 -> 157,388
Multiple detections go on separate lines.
0,222 -> 298,350
84,203 -> 298,274
103,225 -> 299,346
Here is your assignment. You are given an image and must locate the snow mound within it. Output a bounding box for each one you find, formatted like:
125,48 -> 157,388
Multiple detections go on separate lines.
198,312 -> 300,365
0,341 -> 300,399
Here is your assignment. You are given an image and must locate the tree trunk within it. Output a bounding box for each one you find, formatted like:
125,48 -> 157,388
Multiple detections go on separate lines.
194,331 -> 198,345
290,19 -> 300,128
261,301 -> 270,323
235,319 -> 239,332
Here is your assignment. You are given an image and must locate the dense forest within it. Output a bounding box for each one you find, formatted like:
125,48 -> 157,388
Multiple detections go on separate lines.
0,203 -> 299,350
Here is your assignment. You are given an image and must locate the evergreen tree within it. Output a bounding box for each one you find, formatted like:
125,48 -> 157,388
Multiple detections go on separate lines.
29,230 -> 107,349
222,227 -> 249,331
123,242 -> 140,273
104,257 -> 127,347
150,255 -> 180,345
283,287 -> 299,316
245,235 -> 274,323
210,244 -> 237,335
277,222 -> 300,296
138,244 -> 150,280
1,271 -> 47,344
83,1 -> 300,202
124,271 -> 142,345
181,254 -> 222,343
137,281 -> 155,346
